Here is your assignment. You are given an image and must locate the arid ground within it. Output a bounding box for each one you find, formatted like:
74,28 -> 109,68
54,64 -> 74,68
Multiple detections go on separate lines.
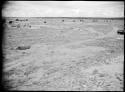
3,17 -> 124,91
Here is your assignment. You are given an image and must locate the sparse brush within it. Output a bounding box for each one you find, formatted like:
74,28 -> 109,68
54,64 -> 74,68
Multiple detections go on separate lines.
16,45 -> 31,50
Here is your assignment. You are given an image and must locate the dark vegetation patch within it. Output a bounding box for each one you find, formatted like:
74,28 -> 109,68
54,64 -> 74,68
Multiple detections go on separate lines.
117,30 -> 124,35
16,45 -> 31,50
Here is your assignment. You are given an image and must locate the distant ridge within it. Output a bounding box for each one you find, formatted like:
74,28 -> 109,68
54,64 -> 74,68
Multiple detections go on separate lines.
4,17 -> 124,19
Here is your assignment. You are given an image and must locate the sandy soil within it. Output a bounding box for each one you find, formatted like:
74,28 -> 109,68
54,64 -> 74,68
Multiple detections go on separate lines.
3,18 -> 124,91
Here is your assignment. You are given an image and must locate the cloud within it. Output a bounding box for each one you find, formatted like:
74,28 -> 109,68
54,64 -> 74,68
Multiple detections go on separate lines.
2,1 -> 124,17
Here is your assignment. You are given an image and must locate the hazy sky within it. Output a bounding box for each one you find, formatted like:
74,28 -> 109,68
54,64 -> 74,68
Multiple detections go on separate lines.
2,1 -> 124,17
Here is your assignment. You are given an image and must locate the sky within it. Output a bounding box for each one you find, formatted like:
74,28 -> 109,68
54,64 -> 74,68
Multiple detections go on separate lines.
2,1 -> 124,17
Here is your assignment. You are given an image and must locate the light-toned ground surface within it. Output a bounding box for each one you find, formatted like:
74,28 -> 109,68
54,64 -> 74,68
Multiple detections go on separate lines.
3,18 -> 124,91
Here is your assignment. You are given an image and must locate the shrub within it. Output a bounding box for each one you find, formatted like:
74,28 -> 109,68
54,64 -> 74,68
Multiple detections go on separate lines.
9,21 -> 13,24
16,45 -> 31,50
44,21 -> 47,23
16,19 -> 19,21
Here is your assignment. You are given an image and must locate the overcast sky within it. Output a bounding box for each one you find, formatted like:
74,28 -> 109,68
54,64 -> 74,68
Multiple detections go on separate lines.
2,1 -> 124,17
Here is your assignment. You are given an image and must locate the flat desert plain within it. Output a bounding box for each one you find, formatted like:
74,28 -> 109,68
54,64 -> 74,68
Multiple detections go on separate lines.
3,17 -> 124,91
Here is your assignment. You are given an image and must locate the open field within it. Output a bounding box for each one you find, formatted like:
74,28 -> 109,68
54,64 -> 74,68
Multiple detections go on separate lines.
2,17 -> 124,91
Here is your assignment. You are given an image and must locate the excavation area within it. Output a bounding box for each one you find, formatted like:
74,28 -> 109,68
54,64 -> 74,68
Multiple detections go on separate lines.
3,17 -> 124,91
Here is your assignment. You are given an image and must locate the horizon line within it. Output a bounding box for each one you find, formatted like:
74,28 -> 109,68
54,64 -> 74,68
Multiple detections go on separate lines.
3,16 -> 124,18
